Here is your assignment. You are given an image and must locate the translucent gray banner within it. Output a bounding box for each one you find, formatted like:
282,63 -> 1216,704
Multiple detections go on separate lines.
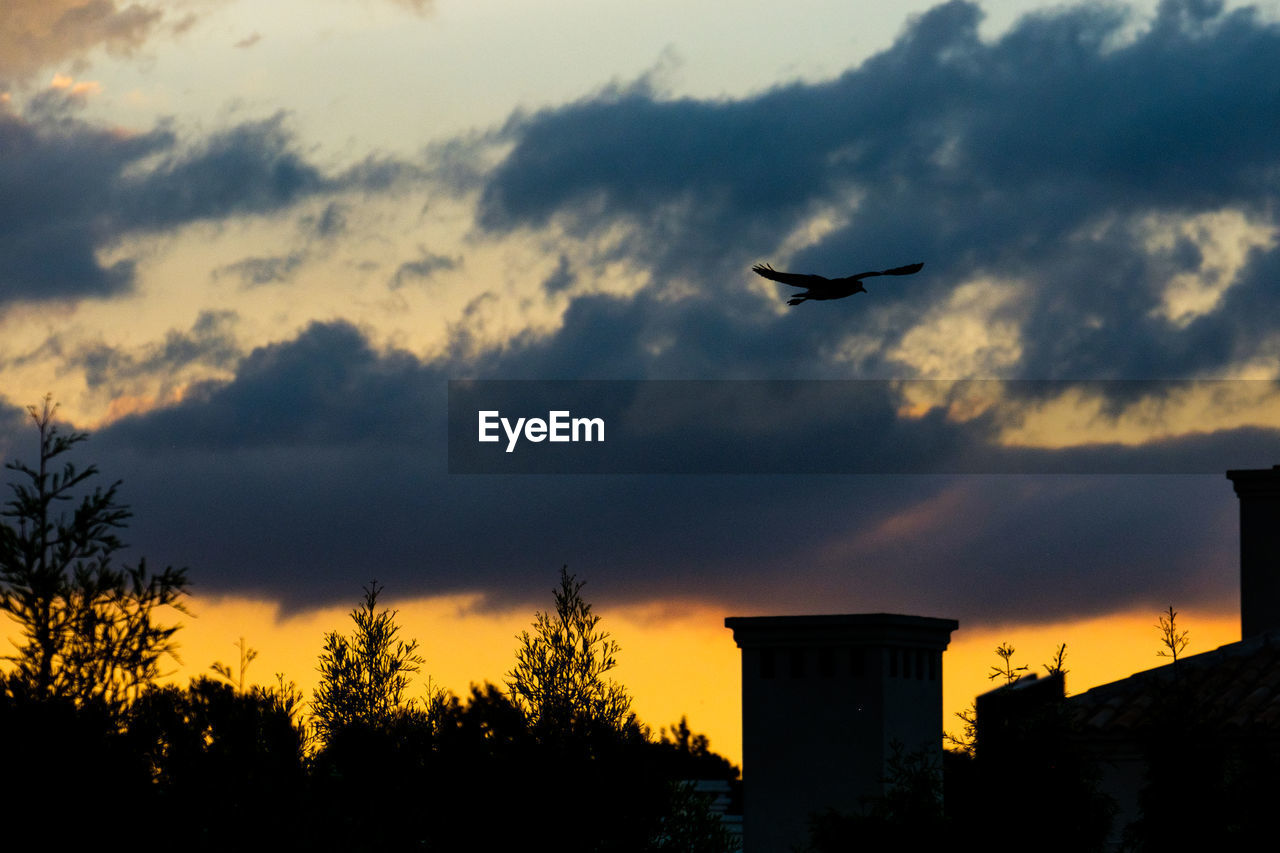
447,380 -> 1280,474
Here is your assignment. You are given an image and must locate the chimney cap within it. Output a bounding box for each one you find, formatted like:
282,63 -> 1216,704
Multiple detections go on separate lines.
724,612 -> 958,649
1227,466 -> 1280,498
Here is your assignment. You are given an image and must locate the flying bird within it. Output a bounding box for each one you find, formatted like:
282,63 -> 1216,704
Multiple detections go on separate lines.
752,261 -> 924,305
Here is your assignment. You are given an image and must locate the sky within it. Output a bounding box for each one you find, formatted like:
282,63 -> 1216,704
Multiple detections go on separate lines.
3,0 -> 1280,762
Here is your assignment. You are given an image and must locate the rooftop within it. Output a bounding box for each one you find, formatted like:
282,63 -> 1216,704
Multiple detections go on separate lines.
1069,631 -> 1280,734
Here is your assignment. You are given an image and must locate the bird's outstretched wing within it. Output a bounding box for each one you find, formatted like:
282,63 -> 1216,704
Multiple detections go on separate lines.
753,261 -> 924,286
879,262 -> 924,276
846,262 -> 926,279
751,264 -> 831,287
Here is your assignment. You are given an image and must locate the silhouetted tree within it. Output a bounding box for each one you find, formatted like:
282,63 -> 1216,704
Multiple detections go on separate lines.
210,636 -> 259,692
1156,604 -> 1189,665
421,683 -> 539,849
962,673 -> 1113,851
310,580 -> 424,744
0,670 -> 153,849
1122,606 -> 1241,852
305,583 -> 436,849
481,570 -> 736,852
1044,642 -> 1069,677
0,396 -> 187,712
305,570 -> 738,851
507,565 -> 632,739
654,779 -> 739,852
988,641 -> 1029,684
657,715 -> 740,784
126,675 -> 307,849
934,642 -> 1115,851
307,704 -> 435,851
945,702 -> 979,756
431,681 -> 530,753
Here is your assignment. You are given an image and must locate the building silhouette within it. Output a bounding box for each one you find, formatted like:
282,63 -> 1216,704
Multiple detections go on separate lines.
725,613 -> 957,853
966,464 -> 1280,847
722,466 -> 1280,850
1061,464 -> 1280,842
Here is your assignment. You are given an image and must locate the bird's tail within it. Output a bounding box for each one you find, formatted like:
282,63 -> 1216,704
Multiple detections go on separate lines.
787,294 -> 808,306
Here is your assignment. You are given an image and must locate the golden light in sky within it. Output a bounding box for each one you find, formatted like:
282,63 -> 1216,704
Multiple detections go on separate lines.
171,593 -> 1240,768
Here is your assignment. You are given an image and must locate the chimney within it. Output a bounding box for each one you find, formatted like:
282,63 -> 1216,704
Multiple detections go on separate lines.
1226,465 -> 1280,639
725,613 -> 957,853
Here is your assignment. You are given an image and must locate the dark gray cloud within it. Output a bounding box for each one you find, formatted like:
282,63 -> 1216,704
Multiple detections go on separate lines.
116,112 -> 328,227
0,398 -> 30,465
477,0 -> 1280,382
0,95 -> 168,301
100,321 -> 436,452
47,320 -> 1255,625
0,104 -> 413,305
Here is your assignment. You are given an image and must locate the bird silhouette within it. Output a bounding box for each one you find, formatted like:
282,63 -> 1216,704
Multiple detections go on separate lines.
752,261 -> 924,305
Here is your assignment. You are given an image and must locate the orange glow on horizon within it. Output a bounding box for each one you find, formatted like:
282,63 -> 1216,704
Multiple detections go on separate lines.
165,593 -> 1241,770
168,592 -> 744,761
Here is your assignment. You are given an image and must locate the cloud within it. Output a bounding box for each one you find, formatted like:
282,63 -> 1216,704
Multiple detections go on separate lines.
0,398 -> 31,464
100,321 -> 438,451
0,106 -> 414,305
0,94 -> 165,302
215,252 -> 308,287
392,248 -> 461,287
541,254 -> 577,296
60,319 -> 1257,622
474,0 -> 1280,383
305,202 -> 349,240
0,1 -> 162,86
74,310 -> 242,394
116,113 -> 328,227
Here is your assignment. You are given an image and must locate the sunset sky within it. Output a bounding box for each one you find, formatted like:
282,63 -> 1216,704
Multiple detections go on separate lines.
3,0 -> 1280,763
